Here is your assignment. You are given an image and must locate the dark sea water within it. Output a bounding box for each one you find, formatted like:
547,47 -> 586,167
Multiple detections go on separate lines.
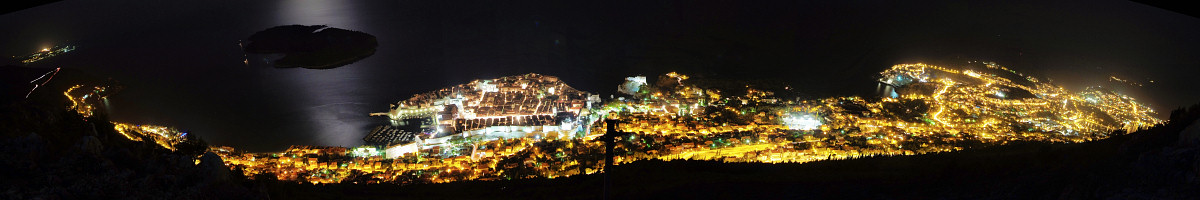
3,0 -> 1198,151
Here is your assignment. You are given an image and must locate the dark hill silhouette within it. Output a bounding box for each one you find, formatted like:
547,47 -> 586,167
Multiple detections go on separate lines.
0,66 -> 264,199
243,25 -> 378,69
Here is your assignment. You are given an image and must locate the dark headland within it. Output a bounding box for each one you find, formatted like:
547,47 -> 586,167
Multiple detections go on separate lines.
242,25 -> 377,69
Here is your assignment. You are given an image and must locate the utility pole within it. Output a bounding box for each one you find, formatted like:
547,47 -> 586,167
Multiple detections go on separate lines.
598,119 -> 631,200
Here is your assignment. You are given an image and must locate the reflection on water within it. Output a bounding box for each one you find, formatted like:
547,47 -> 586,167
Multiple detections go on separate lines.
273,0 -> 371,148
876,83 -> 899,98
277,0 -> 360,29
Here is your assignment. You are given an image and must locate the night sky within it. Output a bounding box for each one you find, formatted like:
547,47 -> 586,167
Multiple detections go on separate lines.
2,0 -> 1198,152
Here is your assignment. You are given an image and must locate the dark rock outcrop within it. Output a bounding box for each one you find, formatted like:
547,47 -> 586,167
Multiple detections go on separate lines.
75,136 -> 103,155
198,152 -> 231,184
243,25 -> 378,69
1179,119 -> 1200,146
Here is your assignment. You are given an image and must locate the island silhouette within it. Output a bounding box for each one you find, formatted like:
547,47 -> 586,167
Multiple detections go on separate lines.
242,25 -> 377,69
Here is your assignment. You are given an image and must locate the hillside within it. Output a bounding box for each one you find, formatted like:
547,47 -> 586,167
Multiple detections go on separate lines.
0,66 -> 264,199
260,104 -> 1200,199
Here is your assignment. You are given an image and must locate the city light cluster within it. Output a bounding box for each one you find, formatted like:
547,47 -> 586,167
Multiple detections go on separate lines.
61,83 -> 189,151
213,63 -> 1164,184
57,62 -> 1162,185
18,45 -> 75,64
112,122 -> 189,151
63,84 -> 109,118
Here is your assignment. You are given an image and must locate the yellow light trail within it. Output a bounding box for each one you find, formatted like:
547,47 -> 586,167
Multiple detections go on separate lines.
931,80 -> 954,128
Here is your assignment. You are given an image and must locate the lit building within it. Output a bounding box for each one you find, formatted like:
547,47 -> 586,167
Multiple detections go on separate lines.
371,73 -> 593,146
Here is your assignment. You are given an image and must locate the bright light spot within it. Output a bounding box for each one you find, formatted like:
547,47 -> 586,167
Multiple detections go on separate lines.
619,76 -> 647,95
964,70 -> 980,78
783,113 -> 822,130
351,147 -> 379,158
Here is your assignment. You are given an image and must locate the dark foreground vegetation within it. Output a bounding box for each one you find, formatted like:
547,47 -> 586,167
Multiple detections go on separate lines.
3,65 -> 1198,199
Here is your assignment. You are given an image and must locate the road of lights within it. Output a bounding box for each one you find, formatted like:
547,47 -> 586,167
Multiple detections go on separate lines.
58,62 -> 1162,184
